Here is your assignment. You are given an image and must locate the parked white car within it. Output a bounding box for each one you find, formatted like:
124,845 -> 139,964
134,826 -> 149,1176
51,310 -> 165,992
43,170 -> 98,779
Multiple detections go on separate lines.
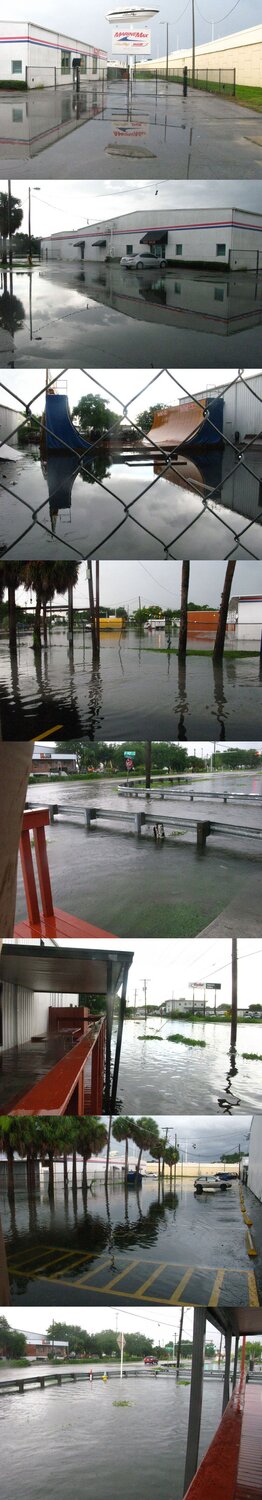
120,252 -> 166,269
194,1175 -> 232,1195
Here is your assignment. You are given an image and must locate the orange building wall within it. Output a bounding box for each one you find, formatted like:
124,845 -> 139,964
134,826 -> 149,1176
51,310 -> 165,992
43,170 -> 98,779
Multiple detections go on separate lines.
187,610 -> 219,632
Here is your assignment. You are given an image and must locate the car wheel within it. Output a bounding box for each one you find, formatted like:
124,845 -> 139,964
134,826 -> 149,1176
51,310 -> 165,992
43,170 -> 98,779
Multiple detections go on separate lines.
137,260 -> 143,268
160,259 -> 166,268
196,1185 -> 203,1195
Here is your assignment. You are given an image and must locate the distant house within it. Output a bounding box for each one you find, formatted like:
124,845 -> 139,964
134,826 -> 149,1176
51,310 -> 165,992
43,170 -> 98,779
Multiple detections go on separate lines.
25,1336 -> 69,1359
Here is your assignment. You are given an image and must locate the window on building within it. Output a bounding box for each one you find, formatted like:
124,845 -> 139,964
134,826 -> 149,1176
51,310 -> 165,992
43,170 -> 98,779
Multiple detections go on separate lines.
80,56 -> 87,73
176,243 -> 183,255
12,60 -> 22,74
216,243 -> 226,256
126,244 -> 133,253
214,286 -> 224,301
174,282 -> 181,294
92,55 -> 98,74
12,107 -> 23,121
61,50 -> 71,74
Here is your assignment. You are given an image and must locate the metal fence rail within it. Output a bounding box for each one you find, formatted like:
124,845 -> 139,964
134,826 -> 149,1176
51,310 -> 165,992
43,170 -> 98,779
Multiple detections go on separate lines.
134,67 -> 236,96
0,367 -> 262,560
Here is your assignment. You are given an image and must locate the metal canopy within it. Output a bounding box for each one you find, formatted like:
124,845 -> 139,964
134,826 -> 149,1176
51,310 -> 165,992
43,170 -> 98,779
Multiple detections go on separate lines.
140,230 -> 168,245
0,941 -> 134,997
92,239 -> 107,247
208,1309 -> 262,1337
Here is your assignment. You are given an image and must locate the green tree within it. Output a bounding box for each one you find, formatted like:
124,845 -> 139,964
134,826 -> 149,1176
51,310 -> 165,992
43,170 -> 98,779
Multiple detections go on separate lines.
130,1117 -> 160,1182
112,1117 -> 134,1181
72,395 -> 119,437
0,192 -> 23,267
136,405 -> 165,435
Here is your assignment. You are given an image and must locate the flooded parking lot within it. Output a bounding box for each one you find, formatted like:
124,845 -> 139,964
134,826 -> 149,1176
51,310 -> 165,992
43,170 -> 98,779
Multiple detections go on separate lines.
1,78 -> 262,179
1,444 -> 262,561
0,625 -> 261,740
1,1175 -> 260,1307
0,1374 -> 221,1500
1,264 -> 262,367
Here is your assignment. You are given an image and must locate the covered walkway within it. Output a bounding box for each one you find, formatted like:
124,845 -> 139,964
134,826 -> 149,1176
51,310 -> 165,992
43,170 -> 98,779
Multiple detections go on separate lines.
184,1309 -> 262,1498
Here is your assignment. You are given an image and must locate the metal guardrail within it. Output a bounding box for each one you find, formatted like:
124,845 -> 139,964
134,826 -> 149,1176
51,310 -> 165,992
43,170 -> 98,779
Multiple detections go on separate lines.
41,802 -> 262,852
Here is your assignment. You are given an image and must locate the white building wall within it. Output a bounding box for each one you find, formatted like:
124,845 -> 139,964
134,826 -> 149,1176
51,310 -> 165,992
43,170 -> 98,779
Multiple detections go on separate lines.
248,1115 -> 262,1201
237,599 -> 262,640
41,210 -> 235,266
180,374 -> 262,443
1,985 -> 78,1049
0,22 -> 106,87
143,25 -> 262,86
0,404 -> 24,446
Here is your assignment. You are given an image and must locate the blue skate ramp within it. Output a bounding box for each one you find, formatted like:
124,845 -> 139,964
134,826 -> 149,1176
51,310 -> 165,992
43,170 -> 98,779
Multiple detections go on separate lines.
45,393 -> 90,453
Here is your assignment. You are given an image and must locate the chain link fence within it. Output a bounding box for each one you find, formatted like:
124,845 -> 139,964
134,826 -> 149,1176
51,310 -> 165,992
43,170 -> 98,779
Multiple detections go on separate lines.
134,68 -> 236,96
0,367 -> 262,561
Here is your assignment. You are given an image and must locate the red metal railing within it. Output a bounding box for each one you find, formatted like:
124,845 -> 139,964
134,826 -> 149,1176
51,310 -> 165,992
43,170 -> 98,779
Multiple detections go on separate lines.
184,1375 -> 246,1500
16,807 -> 114,938
10,1018 -> 106,1116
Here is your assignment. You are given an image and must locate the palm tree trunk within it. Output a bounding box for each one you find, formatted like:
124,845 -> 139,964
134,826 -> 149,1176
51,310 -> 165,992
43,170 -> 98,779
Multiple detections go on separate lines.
82,1155 -> 87,1190
125,1137 -> 128,1182
2,234 -> 7,268
42,598 -> 48,646
7,1149 -> 14,1200
88,559 -> 99,663
34,589 -> 42,651
178,562 -> 190,659
145,740 -> 151,790
48,1153 -> 54,1197
72,1149 -> 77,1196
63,1153 -> 68,1191
135,1147 -> 143,1182
8,585 -> 17,657
213,562 -> 236,663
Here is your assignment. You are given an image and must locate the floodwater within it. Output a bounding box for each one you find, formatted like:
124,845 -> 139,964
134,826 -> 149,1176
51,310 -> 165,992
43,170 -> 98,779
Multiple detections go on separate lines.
1,77 -> 262,178
0,626 -> 261,739
1,1174 -> 261,1305
1,444 -> 262,561
1,264 -> 262,368
0,1376 -> 221,1500
112,1015 -> 262,1114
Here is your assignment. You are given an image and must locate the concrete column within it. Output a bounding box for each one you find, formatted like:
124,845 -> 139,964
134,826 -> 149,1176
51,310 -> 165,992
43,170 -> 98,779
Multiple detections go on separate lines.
183,1308 -> 206,1495
222,1330 -> 232,1411
232,1336 -> 239,1390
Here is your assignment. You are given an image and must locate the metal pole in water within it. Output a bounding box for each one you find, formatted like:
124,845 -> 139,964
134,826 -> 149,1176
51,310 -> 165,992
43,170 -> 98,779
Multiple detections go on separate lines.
231,937 -> 237,1052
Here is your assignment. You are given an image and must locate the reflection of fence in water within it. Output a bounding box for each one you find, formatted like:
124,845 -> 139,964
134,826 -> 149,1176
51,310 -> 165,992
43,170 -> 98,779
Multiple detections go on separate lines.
0,367 -> 262,559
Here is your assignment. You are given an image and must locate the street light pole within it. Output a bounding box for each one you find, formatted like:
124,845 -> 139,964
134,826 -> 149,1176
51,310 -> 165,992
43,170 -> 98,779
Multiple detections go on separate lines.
166,19 -> 169,80
192,0 -> 195,85
28,184 -> 32,264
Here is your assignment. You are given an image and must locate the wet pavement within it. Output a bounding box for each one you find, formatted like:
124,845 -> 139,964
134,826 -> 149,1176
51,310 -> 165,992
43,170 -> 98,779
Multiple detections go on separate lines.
0,626 -> 261,739
1,444 -> 262,561
1,80 -> 262,178
2,1176 -> 261,1306
1,264 -> 262,368
0,1374 -> 221,1500
14,785 -> 262,937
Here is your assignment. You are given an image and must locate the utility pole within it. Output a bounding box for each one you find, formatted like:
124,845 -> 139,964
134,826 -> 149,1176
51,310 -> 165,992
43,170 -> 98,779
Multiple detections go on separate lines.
192,0 -> 195,85
231,938 -> 237,1052
95,560 -> 100,660
176,1306 -> 184,1378
8,180 -> 12,272
28,185 -> 32,264
166,20 -> 169,81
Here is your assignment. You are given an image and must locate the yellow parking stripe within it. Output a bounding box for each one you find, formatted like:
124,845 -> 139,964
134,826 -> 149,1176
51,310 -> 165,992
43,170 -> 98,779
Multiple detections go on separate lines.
209,1269 -> 225,1307
98,1259 -> 140,1292
248,1270 -> 260,1307
51,1253 -> 96,1279
169,1267 -> 195,1304
126,1262 -> 167,1298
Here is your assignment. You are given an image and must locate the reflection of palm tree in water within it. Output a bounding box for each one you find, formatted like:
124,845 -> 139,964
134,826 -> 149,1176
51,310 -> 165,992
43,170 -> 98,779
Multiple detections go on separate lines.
0,277 -> 25,337
104,1178 -> 120,1273
212,660 -> 228,739
87,660 -> 103,739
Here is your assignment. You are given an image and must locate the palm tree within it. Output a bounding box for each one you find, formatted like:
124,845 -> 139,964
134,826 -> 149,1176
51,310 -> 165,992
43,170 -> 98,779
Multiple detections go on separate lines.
2,564 -> 26,657
23,562 -> 79,650
164,1143 -> 179,1187
131,1117 -> 160,1183
178,562 -> 190,659
213,562 -> 236,663
112,1116 -> 134,1182
76,1118 -> 108,1189
0,192 -> 23,267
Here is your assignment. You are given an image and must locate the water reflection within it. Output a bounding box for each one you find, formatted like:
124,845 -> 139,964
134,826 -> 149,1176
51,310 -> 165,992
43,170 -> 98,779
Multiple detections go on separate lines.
0,82 -> 106,160
0,626 -> 261,738
41,260 -> 262,340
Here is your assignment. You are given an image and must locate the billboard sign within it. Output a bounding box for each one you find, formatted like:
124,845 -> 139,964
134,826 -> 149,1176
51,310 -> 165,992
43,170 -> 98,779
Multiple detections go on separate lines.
112,26 -> 151,51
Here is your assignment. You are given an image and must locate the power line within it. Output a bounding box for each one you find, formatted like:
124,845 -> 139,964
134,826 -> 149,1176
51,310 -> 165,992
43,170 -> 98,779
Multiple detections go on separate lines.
196,0 -> 242,24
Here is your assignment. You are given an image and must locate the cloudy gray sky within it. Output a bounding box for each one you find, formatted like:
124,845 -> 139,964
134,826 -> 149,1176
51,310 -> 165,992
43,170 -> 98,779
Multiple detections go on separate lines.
118,936 -> 262,1007
4,1 -> 262,58
1,180 -> 262,238
13,559 -> 262,610
0,1305 -> 240,1345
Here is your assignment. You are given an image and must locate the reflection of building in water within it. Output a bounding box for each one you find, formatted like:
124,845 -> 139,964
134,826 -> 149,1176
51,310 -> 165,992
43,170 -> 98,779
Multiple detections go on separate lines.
0,83 -> 105,159
39,261 -> 262,338
41,207 -> 262,270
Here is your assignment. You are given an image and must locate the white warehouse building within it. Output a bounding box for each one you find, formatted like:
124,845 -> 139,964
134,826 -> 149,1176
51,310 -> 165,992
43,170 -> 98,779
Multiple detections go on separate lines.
0,402 -> 24,446
180,372 -> 262,444
40,207 -> 262,272
228,596 -> 262,642
248,1116 -> 262,1202
0,22 -> 107,89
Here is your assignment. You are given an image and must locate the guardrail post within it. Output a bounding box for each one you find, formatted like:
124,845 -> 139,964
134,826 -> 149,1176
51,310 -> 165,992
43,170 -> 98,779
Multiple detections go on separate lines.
135,811 -> 144,835
196,820 -> 210,851
85,808 -> 93,830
